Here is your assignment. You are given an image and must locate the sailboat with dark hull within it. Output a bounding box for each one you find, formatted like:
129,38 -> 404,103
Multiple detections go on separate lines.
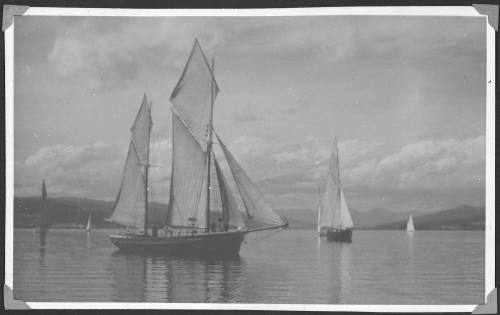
108,40 -> 287,256
317,137 -> 354,243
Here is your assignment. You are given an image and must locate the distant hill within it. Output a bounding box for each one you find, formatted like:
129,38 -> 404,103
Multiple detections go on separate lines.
370,205 -> 485,230
13,196 -> 168,228
13,196 -> 484,230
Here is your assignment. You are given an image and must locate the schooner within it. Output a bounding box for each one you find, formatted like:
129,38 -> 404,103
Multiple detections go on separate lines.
107,40 -> 287,255
317,137 -> 354,242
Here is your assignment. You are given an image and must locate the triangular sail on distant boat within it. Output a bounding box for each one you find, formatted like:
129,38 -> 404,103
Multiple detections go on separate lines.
407,215 -> 415,232
333,189 -> 354,229
217,135 -> 286,230
109,95 -> 152,230
86,213 -> 92,232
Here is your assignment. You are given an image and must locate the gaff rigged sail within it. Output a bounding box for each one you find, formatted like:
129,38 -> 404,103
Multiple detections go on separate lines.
167,112 -> 208,229
109,95 -> 152,229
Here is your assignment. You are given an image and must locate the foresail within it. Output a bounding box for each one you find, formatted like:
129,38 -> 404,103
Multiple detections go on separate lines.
170,40 -> 219,148
109,144 -> 147,228
167,112 -> 208,229
214,156 -> 246,229
338,189 -> 354,229
109,96 -> 152,229
217,135 -> 285,229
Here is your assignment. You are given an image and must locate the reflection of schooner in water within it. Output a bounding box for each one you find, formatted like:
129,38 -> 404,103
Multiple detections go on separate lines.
317,137 -> 354,242
107,40 -> 287,255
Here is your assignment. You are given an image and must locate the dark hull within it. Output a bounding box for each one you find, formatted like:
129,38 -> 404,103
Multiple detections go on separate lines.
326,229 -> 352,242
109,231 -> 245,257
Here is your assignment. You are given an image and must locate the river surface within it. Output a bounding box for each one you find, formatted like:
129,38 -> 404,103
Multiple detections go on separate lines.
13,229 -> 484,304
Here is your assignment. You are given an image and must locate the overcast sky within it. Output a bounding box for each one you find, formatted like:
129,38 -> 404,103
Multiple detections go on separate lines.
14,15 -> 486,212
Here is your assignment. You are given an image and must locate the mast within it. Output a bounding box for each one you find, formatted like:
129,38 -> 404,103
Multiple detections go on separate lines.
143,100 -> 152,236
206,58 -> 215,232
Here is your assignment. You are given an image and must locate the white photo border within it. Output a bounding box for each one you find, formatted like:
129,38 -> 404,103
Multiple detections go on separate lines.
4,6 -> 495,312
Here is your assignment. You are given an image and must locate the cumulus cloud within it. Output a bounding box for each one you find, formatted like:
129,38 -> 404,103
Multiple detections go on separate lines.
15,139 -> 173,201
220,134 -> 485,210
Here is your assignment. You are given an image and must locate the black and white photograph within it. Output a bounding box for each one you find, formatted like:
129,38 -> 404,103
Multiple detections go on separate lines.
3,5 -> 496,311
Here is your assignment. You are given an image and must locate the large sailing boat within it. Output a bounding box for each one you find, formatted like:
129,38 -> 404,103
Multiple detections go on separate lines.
107,40 -> 287,255
406,215 -> 415,233
317,137 -> 354,242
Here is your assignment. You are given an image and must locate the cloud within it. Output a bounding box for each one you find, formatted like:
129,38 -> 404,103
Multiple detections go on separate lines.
15,139 -> 173,201
231,102 -> 263,123
220,134 -> 485,210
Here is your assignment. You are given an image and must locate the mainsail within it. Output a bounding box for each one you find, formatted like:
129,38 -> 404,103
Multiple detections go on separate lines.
166,112 -> 208,229
318,137 -> 354,231
407,215 -> 415,232
109,95 -> 152,230
217,135 -> 286,230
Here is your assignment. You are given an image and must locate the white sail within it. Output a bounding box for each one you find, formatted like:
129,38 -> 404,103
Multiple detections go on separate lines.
407,215 -> 415,232
319,137 -> 354,230
217,135 -> 285,229
333,189 -> 354,229
109,95 -> 152,229
86,213 -> 92,232
167,112 -> 208,229
170,39 -> 219,149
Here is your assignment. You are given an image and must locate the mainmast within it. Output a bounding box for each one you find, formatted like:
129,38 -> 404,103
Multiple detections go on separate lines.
206,58 -> 215,232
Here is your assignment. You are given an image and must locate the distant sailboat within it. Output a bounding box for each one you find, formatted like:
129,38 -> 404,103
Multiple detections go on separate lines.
86,213 -> 92,232
317,137 -> 354,242
39,179 -> 49,248
107,39 -> 287,255
406,215 -> 415,232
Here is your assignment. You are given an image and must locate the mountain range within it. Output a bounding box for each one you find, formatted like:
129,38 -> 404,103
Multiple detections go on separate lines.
13,196 -> 484,230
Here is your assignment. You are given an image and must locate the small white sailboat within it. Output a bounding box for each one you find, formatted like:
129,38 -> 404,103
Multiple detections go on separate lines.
317,137 -> 354,242
86,213 -> 92,232
406,215 -> 415,233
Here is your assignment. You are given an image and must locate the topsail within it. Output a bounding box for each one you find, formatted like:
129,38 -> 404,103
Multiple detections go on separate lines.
170,39 -> 219,150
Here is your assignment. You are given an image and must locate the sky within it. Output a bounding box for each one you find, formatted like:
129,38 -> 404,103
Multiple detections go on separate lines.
13,14 -> 487,213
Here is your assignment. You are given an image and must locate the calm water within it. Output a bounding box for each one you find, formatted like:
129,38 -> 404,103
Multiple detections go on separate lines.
14,229 -> 484,304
